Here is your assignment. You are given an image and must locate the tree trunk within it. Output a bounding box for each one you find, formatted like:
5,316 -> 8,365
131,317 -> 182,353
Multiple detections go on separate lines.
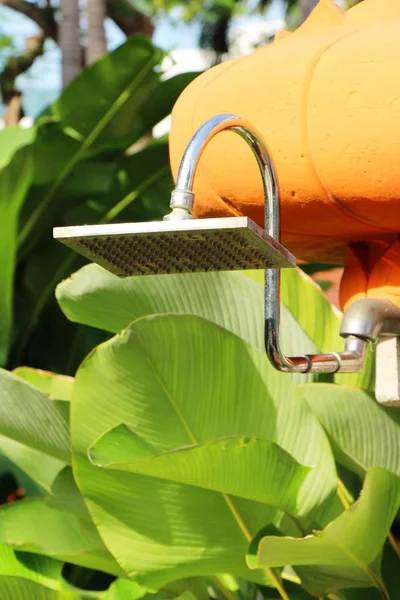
106,0 -> 154,38
86,0 -> 107,65
0,34 -> 44,125
4,92 -> 23,126
299,0 -> 317,22
60,0 -> 81,88
1,0 -> 154,44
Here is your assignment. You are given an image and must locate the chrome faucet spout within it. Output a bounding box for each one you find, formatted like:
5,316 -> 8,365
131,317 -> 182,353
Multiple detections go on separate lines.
164,113 -> 370,373
164,113 -> 279,238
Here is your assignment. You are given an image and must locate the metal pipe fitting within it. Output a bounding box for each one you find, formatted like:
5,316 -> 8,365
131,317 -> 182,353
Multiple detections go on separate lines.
164,113 -> 400,374
340,298 -> 400,341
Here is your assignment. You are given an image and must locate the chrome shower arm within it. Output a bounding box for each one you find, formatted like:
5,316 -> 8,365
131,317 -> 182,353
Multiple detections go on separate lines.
165,113 -> 368,374
166,114 -> 279,239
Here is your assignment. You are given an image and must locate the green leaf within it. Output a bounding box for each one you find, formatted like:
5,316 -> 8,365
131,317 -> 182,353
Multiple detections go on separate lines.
97,141 -> 173,223
13,368 -> 73,401
89,426 -> 310,517
0,543 -> 64,598
0,145 -> 33,365
18,126 -> 117,259
160,577 -> 210,600
299,383 -> 400,477
55,265 -> 331,385
129,71 -> 201,142
53,36 -> 163,154
21,122 -> 116,197
0,369 -> 70,463
16,143 -> 172,361
255,468 -> 400,596
46,467 -> 91,520
104,578 -> 200,600
57,261 -> 374,389
71,314 -> 337,588
0,437 -> 65,493
18,37 -> 164,249
0,543 -> 127,598
0,127 -> 35,169
104,579 -> 146,599
0,453 -> 41,497
341,544 -> 400,599
0,498 -> 124,576
300,262 -> 341,276
56,266 -> 266,344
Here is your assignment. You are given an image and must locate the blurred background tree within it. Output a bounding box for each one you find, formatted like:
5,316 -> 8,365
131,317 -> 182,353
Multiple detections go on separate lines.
0,0 -> 155,116
0,1 -> 363,119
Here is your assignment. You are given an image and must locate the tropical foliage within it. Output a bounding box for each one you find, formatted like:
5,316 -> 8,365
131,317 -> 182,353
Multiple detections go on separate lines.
0,261 -> 398,598
0,35 -> 198,373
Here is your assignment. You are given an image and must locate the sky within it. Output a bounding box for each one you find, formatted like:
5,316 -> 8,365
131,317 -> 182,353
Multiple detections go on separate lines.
0,0 -> 286,117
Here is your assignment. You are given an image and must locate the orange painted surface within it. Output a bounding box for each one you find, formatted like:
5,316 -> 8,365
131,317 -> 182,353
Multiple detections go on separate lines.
169,0 -> 400,309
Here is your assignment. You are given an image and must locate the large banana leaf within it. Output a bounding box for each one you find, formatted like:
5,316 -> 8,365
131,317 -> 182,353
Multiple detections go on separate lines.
17,125 -> 118,260
56,266 -> 266,344
18,36 -> 166,251
88,427 -> 310,516
17,139 -> 173,373
255,468 -> 400,597
50,37 -> 162,150
46,467 -> 91,521
55,266 -> 329,385
71,313 -> 337,589
0,368 -> 70,490
51,39 -> 190,155
0,542 -> 153,599
0,142 -> 33,366
91,140 -> 173,224
299,383 -> 400,477
0,127 -> 34,167
0,369 -> 70,463
13,367 -> 73,401
17,45 -> 199,258
0,437 -> 64,493
0,498 -> 123,576
56,264 -> 373,388
114,71 -> 200,147
0,544 -> 67,599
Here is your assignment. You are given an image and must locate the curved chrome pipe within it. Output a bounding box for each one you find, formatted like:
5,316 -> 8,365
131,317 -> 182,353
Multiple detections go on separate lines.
165,114 -> 278,237
166,113 -> 367,373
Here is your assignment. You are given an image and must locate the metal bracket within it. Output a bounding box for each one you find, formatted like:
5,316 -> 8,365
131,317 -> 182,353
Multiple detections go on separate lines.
340,299 -> 400,341
340,298 -> 400,404
376,337 -> 400,406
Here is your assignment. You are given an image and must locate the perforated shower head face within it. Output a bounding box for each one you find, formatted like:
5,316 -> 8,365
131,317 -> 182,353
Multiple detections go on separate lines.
53,217 -> 295,277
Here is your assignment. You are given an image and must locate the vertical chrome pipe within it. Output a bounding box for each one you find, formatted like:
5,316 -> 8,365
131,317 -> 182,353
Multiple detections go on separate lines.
167,113 -> 367,374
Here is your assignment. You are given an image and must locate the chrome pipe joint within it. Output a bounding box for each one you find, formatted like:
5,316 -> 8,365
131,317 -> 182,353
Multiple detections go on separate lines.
166,113 -> 400,374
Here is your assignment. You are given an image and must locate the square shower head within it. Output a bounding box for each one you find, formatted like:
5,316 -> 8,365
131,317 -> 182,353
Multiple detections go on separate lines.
53,217 -> 295,277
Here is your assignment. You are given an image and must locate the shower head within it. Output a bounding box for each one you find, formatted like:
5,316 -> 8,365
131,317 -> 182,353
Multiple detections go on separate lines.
53,216 -> 295,277
54,113 -> 393,379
